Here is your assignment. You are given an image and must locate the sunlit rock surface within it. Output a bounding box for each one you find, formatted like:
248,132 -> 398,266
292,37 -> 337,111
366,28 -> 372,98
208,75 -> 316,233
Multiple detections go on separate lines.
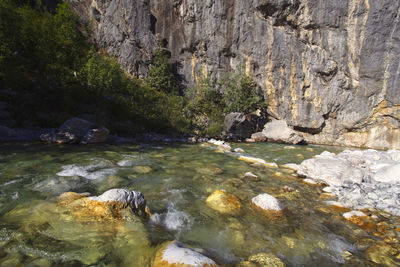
251,193 -> 285,217
153,241 -> 218,267
296,149 -> 400,215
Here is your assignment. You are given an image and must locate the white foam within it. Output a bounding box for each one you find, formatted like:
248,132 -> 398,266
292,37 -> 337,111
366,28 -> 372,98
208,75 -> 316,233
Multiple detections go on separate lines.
150,203 -> 192,232
117,159 -> 134,167
57,162 -> 116,180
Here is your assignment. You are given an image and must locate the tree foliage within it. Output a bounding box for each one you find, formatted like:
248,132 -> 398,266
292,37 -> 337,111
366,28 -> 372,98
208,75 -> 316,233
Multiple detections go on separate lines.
220,68 -> 264,114
146,50 -> 179,95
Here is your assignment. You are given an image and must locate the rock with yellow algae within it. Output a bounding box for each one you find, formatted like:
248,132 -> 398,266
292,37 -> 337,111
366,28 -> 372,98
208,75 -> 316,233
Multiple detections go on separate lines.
237,252 -> 285,267
58,189 -> 151,222
206,190 -> 241,215
367,243 -> 399,267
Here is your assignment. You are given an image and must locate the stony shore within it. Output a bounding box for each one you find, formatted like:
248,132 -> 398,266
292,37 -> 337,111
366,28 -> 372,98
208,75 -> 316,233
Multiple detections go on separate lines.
291,149 -> 400,216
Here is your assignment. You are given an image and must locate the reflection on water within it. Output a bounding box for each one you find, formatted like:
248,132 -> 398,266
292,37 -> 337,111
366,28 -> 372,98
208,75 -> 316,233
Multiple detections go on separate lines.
0,142 -> 398,266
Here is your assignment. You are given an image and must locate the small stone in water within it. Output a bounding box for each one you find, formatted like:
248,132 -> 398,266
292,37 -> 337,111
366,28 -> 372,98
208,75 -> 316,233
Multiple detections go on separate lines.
234,148 -> 245,153
244,172 -> 260,181
303,179 -> 319,185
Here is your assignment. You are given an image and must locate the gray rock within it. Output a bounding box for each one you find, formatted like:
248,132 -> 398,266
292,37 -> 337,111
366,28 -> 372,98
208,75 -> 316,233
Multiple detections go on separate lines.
41,118 -> 109,144
59,118 -> 97,140
298,157 -> 364,186
251,193 -> 285,211
40,131 -> 77,144
262,120 -> 305,145
372,164 -> 400,183
90,188 -> 149,215
82,127 -> 110,144
224,112 -> 252,139
251,132 -> 267,142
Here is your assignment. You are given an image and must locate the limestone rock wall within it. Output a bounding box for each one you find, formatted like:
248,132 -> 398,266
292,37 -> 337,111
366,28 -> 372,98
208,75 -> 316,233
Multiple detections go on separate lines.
68,0 -> 400,149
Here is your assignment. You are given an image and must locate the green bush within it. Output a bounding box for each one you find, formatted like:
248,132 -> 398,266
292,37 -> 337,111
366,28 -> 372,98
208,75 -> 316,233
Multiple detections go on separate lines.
220,67 -> 265,114
146,50 -> 179,95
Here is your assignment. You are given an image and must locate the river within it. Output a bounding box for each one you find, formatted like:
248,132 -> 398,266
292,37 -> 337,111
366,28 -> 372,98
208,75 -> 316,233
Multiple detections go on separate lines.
0,142 -> 398,266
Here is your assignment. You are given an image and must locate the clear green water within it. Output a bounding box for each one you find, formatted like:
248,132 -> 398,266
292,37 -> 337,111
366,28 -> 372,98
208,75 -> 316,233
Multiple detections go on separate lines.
0,142 -> 397,266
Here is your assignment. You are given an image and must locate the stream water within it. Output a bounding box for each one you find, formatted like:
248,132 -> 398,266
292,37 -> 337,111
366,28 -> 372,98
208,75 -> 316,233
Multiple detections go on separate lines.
0,142 -> 399,266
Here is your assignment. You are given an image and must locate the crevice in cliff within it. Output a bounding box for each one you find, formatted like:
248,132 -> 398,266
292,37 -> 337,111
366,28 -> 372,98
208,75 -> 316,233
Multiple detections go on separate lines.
150,13 -> 157,34
294,121 -> 326,135
255,1 -> 300,30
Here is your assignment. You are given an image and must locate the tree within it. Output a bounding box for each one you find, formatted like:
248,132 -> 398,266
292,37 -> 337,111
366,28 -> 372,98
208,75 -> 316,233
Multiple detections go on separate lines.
220,68 -> 265,114
146,50 -> 179,95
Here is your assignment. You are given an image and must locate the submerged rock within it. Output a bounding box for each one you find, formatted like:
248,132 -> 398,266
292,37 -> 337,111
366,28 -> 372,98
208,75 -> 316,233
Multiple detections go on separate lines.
195,166 -> 224,176
33,176 -> 91,195
132,165 -> 153,174
262,120 -> 305,145
153,241 -> 218,267
237,252 -> 285,267
206,190 -> 241,215
367,243 -> 399,266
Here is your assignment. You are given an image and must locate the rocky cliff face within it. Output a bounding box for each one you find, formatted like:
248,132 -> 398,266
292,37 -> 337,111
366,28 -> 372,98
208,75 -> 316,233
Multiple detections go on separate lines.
68,0 -> 400,149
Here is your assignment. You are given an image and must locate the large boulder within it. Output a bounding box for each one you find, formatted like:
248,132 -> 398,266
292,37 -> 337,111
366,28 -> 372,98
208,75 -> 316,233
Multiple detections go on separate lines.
262,120 -> 305,145
59,118 -> 97,139
41,117 -> 109,144
153,241 -> 218,267
224,113 -> 252,139
297,152 -> 365,187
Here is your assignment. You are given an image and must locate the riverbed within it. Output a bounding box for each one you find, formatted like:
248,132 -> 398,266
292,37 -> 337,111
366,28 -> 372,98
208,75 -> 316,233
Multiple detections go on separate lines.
0,142 -> 398,266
